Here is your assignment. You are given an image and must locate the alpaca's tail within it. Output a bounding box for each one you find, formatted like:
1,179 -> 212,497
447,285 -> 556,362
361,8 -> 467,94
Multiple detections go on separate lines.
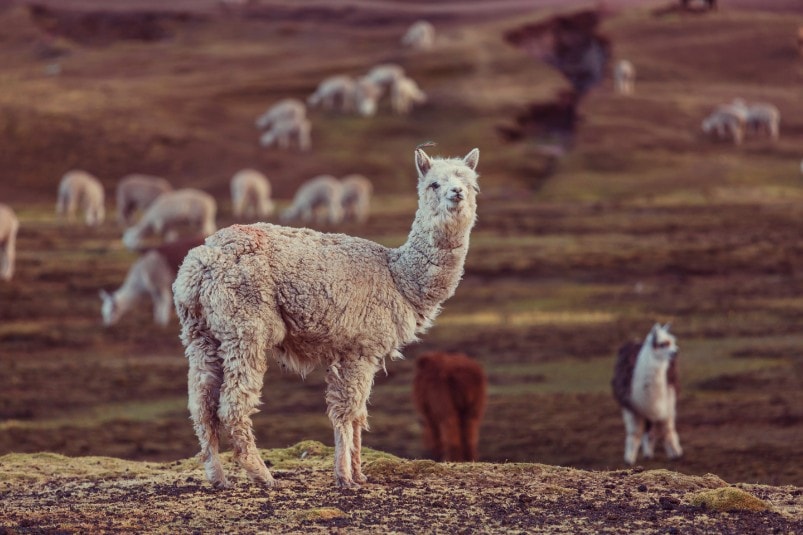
173,244 -> 218,349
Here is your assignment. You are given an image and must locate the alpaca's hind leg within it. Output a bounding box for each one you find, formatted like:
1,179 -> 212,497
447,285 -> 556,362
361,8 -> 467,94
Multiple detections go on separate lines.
461,414 -> 482,462
326,358 -> 379,488
186,340 -> 227,488
641,421 -> 658,460
622,409 -> 645,465
420,411 -> 443,461
663,419 -> 683,460
218,337 -> 274,487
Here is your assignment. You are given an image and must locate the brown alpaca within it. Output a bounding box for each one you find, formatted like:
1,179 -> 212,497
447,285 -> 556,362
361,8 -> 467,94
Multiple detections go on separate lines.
413,352 -> 487,462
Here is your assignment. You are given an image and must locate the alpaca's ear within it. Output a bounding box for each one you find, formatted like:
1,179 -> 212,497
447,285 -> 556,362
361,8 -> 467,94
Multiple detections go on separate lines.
663,322 -> 672,332
415,149 -> 432,178
463,148 -> 480,171
99,289 -> 110,301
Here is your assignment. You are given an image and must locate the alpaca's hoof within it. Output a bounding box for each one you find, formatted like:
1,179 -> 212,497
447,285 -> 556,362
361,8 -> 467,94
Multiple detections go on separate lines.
353,472 -> 368,485
211,478 -> 232,490
335,476 -> 361,490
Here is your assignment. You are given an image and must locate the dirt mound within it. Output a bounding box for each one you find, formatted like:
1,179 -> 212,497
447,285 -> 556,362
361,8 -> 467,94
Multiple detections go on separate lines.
1,444 -> 800,533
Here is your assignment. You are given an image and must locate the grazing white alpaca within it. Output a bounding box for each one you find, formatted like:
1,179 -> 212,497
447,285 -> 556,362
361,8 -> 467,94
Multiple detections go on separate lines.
308,75 -> 356,113
363,63 -> 406,98
116,174 -> 173,226
230,169 -> 274,219
614,59 -> 635,96
173,147 -> 480,489
0,204 -> 19,281
101,237 -> 204,326
354,77 -> 383,117
701,109 -> 744,146
56,170 -> 105,226
612,323 -> 683,465
340,174 -> 373,223
391,76 -> 427,115
259,117 -> 311,151
744,102 -> 780,141
254,98 -> 307,130
401,20 -> 435,50
122,188 -> 217,249
280,175 -> 343,225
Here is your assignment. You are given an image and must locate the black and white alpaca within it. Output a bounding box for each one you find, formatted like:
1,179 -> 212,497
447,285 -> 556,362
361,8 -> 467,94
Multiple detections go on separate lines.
612,323 -> 683,465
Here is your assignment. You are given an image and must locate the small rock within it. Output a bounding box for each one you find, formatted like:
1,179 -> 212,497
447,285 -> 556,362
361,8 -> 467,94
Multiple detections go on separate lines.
637,484 -> 648,492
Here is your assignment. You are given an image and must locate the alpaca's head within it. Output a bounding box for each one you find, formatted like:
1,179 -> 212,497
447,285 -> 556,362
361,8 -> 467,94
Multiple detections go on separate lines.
99,289 -> 122,326
414,147 -> 479,229
646,323 -> 678,362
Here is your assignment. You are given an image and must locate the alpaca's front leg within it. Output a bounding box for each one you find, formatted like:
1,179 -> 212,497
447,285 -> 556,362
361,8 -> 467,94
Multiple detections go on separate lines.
332,422 -> 357,489
326,359 -> 378,489
622,409 -> 645,465
664,419 -> 683,460
641,422 -> 659,460
351,418 -> 367,484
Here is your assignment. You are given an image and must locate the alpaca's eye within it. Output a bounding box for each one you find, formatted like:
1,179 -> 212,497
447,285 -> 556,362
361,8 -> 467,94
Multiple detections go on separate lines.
429,182 -> 440,190
658,341 -> 670,348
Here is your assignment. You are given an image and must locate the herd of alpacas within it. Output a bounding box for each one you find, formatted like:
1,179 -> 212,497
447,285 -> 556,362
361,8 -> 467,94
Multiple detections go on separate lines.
13,15 -> 787,490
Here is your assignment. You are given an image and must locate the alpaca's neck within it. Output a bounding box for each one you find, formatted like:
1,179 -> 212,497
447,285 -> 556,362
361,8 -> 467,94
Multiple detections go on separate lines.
631,347 -> 671,414
390,206 -> 474,328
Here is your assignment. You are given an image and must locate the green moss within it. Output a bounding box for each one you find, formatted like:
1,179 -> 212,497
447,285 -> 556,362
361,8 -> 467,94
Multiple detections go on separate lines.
688,487 -> 770,513
363,458 -> 447,481
292,507 -> 347,522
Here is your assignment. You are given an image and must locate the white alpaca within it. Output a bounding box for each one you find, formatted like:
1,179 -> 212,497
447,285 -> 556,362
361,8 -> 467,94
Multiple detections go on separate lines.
173,147 -> 480,489
391,76 -> 427,115
280,175 -> 343,225
614,59 -> 635,96
340,174 -> 373,224
701,109 -> 744,146
612,323 -> 683,465
230,169 -> 274,219
122,188 -> 217,250
100,237 -> 204,326
56,170 -> 105,226
259,117 -> 311,151
254,98 -> 307,130
744,102 -> 780,141
308,75 -> 356,113
363,63 -> 406,98
401,20 -> 435,50
0,204 -> 19,281
354,77 -> 383,117
116,174 -> 173,226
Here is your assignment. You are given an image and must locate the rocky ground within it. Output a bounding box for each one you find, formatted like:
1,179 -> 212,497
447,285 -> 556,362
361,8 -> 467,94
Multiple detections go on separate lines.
1,442 -> 801,533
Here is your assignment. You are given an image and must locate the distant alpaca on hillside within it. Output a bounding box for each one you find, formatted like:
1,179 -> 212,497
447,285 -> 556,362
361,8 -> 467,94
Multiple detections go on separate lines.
230,169 -> 274,219
122,188 -> 217,249
613,59 -> 635,96
339,174 -> 372,224
173,147 -> 480,489
401,20 -> 435,50
100,236 -> 205,326
116,174 -> 173,226
612,323 -> 683,465
0,204 -> 19,281
413,352 -> 487,462
280,175 -> 343,225
56,170 -> 105,226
